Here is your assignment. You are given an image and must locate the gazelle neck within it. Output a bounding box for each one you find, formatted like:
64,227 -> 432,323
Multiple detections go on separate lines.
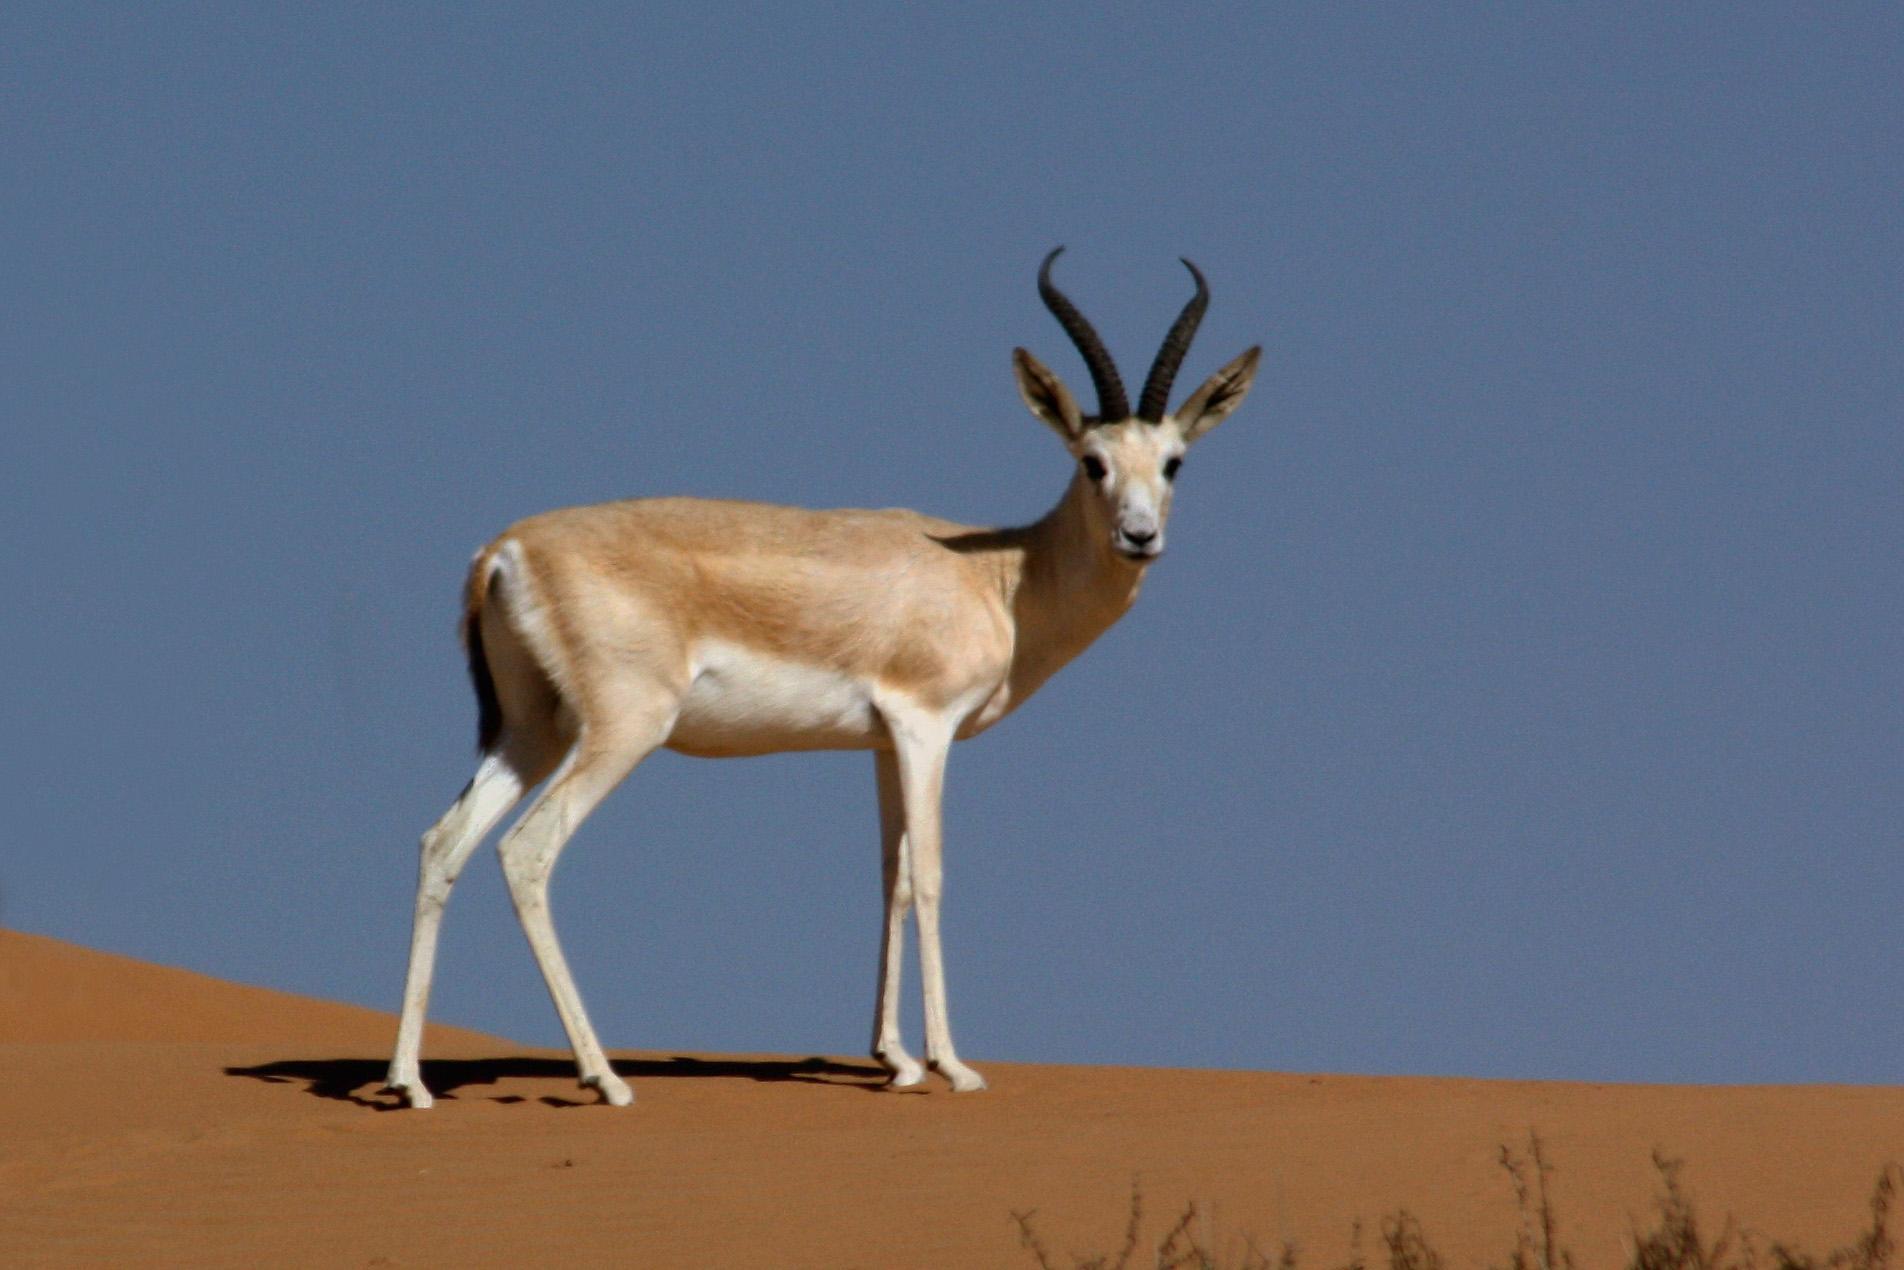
997,471 -> 1147,707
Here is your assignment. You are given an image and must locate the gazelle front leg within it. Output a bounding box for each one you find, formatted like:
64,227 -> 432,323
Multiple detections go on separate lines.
870,750 -> 925,1087
882,704 -> 987,1092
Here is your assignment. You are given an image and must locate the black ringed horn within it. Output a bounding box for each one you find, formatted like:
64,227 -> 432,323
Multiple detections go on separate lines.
1038,246 -> 1129,423
1137,258 -> 1210,422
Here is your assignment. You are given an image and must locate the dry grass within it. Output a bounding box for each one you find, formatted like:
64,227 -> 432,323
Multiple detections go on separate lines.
1013,1135 -> 1899,1270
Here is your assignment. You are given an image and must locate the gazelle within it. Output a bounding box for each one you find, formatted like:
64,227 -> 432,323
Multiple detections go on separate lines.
385,248 -> 1261,1108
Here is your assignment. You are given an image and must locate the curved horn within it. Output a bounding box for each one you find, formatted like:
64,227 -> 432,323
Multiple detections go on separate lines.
1038,247 -> 1129,423
1137,258 -> 1209,422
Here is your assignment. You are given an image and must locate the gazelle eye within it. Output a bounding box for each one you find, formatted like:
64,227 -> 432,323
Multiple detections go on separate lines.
1163,456 -> 1183,480
1081,455 -> 1108,483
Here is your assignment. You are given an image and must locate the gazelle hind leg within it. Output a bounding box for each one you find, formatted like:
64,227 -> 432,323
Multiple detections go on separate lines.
883,704 -> 986,1092
495,703 -> 675,1106
870,749 -> 925,1087
387,738 -> 554,1107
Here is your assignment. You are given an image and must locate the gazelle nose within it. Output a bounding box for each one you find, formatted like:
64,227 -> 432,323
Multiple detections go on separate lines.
1122,526 -> 1156,545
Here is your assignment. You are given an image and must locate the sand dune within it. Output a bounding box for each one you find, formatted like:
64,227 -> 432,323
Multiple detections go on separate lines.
2,928 -> 1898,1268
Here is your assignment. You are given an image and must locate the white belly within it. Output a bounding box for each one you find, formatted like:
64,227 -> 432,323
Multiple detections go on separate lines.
667,640 -> 885,757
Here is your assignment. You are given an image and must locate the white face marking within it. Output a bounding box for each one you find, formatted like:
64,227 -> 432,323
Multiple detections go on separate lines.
1075,420 -> 1187,561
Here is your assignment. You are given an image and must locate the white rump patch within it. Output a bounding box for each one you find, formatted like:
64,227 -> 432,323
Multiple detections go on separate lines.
486,538 -> 576,698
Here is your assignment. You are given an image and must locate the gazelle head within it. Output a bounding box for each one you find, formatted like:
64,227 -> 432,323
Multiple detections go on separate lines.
1013,247 -> 1261,563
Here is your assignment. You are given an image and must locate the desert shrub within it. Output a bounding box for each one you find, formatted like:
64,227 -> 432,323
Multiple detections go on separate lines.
1012,1142 -> 1899,1270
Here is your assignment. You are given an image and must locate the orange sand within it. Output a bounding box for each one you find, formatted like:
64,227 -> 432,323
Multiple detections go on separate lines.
2,928 -> 1897,1267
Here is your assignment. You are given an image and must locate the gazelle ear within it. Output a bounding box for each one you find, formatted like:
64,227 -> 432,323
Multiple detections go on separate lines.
1173,346 -> 1261,443
1013,347 -> 1084,441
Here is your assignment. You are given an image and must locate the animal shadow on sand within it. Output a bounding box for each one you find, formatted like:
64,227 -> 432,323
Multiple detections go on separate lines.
225,1054 -> 888,1110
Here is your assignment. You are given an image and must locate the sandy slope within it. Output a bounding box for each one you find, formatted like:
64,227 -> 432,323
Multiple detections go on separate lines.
1,929 -> 1898,1268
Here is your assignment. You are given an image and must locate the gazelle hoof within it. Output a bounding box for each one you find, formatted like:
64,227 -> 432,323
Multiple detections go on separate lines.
876,1049 -> 926,1088
384,1066 -> 435,1109
388,1083 -> 435,1109
935,1061 -> 988,1093
583,1073 -> 634,1107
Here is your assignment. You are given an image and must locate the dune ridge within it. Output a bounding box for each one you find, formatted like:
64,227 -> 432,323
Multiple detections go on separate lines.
2,928 -> 1898,1268
0,929 -> 497,1048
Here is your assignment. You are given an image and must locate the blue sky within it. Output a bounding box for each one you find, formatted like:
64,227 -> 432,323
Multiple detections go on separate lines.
4,5 -> 1899,1084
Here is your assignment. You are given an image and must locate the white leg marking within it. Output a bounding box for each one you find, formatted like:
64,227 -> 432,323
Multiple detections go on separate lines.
495,708 -> 672,1108
387,752 -> 532,1108
885,706 -> 986,1093
870,750 -> 924,1087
